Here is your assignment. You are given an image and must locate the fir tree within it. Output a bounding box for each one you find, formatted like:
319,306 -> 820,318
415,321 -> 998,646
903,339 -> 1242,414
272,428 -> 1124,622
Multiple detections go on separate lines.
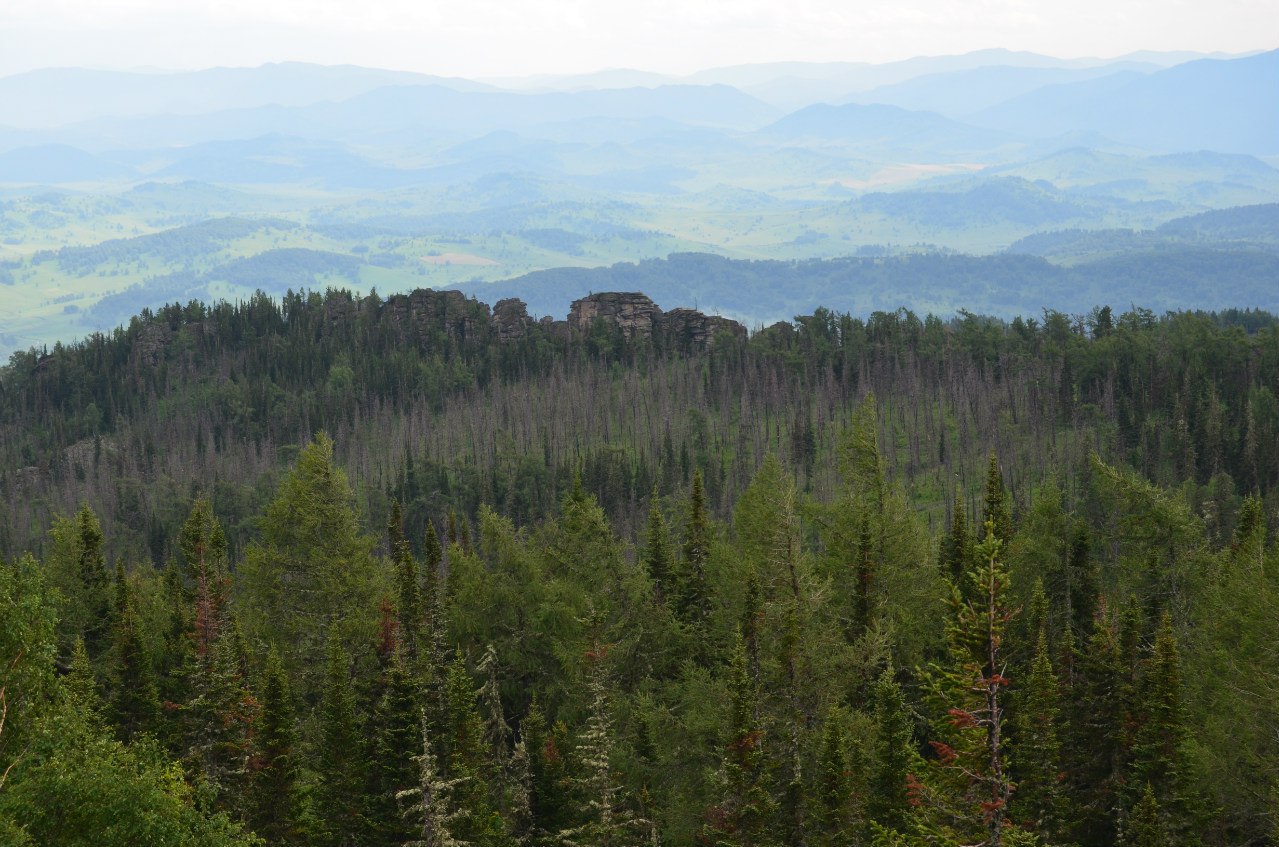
1011,629 -> 1065,839
75,503 -> 111,662
369,653 -> 422,847
63,635 -> 103,726
867,667 -> 918,836
1066,606 -> 1126,847
110,568 -> 160,743
391,500 -> 424,657
316,637 -> 369,847
813,708 -> 854,847
981,454 -> 1013,547
399,712 -> 467,847
248,650 -> 304,845
643,496 -> 675,605
704,634 -> 773,847
676,471 -> 712,635
521,698 -> 574,845
937,494 -> 972,589
184,619 -> 257,818
915,523 -> 1022,847
1131,611 -> 1192,833
1123,784 -> 1169,847
441,651 -> 499,845
560,645 -> 646,847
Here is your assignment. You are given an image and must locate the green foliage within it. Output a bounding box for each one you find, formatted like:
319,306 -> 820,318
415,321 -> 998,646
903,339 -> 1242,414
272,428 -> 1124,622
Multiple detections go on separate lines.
315,638 -> 368,847
237,433 -> 388,693
247,651 -> 303,845
0,720 -> 261,847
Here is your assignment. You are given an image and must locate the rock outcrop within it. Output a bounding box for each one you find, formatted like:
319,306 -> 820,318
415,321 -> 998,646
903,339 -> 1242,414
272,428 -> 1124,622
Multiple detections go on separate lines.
381,289 -> 490,343
569,292 -> 662,340
660,308 -> 747,350
492,298 -> 534,343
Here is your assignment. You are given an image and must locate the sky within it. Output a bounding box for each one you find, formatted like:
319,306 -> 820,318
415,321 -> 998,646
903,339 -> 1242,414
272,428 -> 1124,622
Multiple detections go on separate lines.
0,0 -> 1273,79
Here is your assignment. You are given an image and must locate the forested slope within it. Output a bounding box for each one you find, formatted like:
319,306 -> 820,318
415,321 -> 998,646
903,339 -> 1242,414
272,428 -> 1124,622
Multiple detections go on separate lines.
1,288 -> 1279,846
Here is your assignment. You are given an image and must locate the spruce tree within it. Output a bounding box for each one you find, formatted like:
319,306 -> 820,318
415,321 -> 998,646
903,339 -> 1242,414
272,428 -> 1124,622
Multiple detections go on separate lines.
676,471 -> 712,634
249,650 -> 303,845
813,708 -> 854,847
704,634 -> 773,847
316,637 -> 369,847
369,653 -> 421,847
1011,629 -> 1065,840
560,646 -> 646,847
442,651 -> 499,845
1131,612 -> 1191,832
937,494 -> 972,589
522,698 -> 574,845
1066,606 -> 1126,847
642,496 -> 675,605
867,667 -> 918,836
390,500 -> 424,657
1123,784 -> 1169,847
63,635 -> 103,726
75,503 -> 111,662
915,523 -> 1022,847
110,569 -> 160,743
981,454 -> 1013,547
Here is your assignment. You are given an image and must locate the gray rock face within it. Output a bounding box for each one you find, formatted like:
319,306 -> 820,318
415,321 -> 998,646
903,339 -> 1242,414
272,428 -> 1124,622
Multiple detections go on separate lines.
567,292 -> 746,351
493,298 -> 534,343
569,292 -> 662,340
660,308 -> 747,350
381,289 -> 489,343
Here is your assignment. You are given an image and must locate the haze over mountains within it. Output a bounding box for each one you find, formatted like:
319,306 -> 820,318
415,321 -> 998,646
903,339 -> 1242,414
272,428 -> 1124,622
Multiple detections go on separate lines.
0,47 -> 1276,355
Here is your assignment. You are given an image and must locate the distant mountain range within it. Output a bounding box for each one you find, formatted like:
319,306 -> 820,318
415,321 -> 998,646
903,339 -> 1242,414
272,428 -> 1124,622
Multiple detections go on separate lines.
1,48 -> 1275,357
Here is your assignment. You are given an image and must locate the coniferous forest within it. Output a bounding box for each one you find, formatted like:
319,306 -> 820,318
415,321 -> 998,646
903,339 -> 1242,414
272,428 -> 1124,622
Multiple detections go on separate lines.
2,287 -> 1279,846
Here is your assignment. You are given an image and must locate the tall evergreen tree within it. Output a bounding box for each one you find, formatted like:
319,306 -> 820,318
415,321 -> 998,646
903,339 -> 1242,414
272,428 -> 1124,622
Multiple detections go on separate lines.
1066,606 -> 1126,847
75,503 -> 111,662
1011,629 -> 1065,840
913,524 -> 1023,847
704,635 -> 773,847
560,646 -> 645,847
399,713 -> 467,847
937,494 -> 972,589
643,496 -> 675,605
390,500 -> 424,657
369,652 -> 422,847
1123,784 -> 1169,847
676,471 -> 713,635
981,454 -> 1013,547
315,637 -> 369,847
813,708 -> 856,847
248,650 -> 304,845
867,668 -> 918,837
1131,612 -> 1191,831
110,568 -> 160,743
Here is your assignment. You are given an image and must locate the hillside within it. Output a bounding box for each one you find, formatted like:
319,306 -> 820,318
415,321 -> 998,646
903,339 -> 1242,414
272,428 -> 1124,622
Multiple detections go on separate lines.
2,285 -> 1278,846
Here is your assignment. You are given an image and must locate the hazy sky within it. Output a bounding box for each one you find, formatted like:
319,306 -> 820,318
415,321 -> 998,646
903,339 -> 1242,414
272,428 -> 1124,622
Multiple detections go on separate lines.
0,0 -> 1273,78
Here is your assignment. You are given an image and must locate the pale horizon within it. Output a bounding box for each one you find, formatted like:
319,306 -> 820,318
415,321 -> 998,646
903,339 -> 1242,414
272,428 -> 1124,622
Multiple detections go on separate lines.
0,0 -> 1274,80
